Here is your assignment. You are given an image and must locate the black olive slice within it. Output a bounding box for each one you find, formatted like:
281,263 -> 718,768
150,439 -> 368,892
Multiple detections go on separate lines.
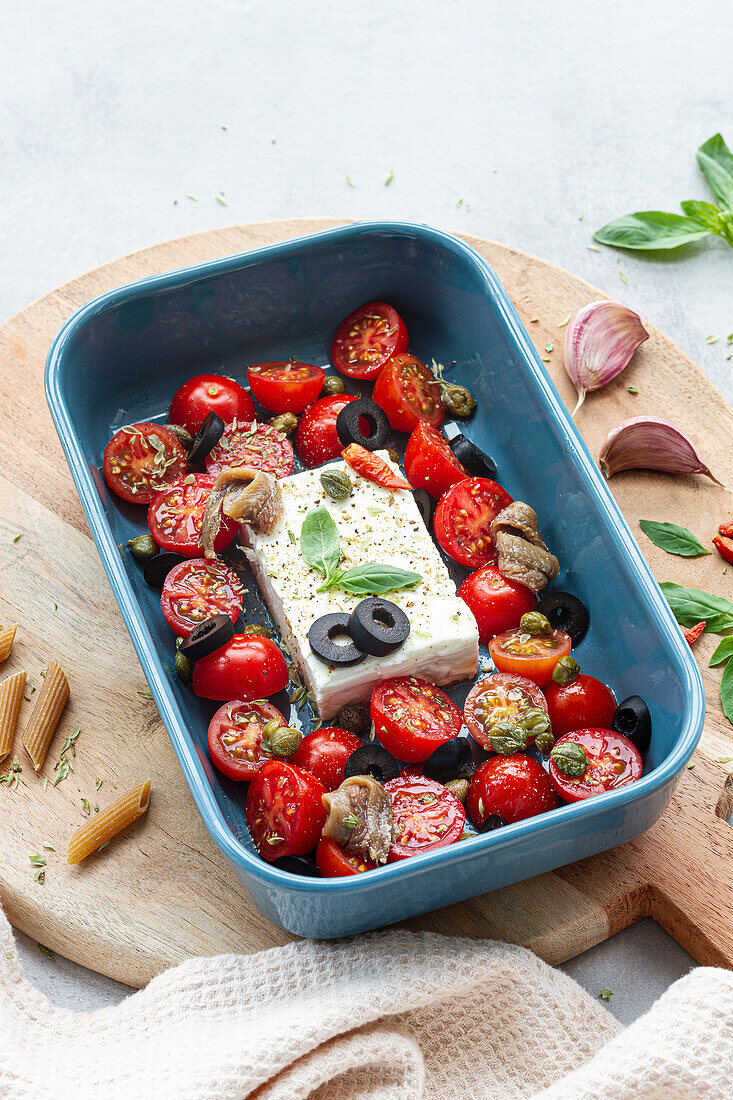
336,399 -> 389,451
423,737 -> 472,783
186,411 -> 225,466
479,813 -> 508,833
348,598 -> 410,657
344,743 -> 399,784
612,695 -> 652,757
536,590 -> 589,646
442,422 -> 498,480
412,489 -> 435,528
307,613 -> 366,667
272,855 -> 320,876
179,613 -> 235,662
143,551 -> 185,588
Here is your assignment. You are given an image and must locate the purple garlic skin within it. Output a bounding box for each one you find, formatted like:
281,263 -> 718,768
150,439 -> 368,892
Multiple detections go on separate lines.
599,415 -> 723,486
563,300 -> 649,416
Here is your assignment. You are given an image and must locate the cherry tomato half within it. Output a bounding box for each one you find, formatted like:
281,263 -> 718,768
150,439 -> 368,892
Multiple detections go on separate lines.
489,628 -> 572,688
290,727 -> 363,791
246,760 -> 327,861
404,422 -> 468,499
192,633 -> 288,701
147,474 -> 237,556
544,674 -> 617,738
206,420 -> 294,479
342,444 -> 411,491
373,353 -> 444,433
384,774 -> 465,861
316,837 -> 376,876
458,564 -> 537,644
207,699 -> 285,781
466,755 -> 559,828
331,301 -> 409,381
371,677 -> 463,763
169,374 -> 255,435
247,361 -> 325,414
464,673 -> 548,751
161,558 -> 244,637
103,423 -> 187,504
294,394 -> 358,468
548,729 -> 642,803
434,478 -> 513,569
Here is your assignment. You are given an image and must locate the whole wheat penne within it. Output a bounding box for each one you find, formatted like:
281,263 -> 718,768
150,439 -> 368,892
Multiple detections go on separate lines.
67,780 -> 151,864
0,671 -> 26,763
0,625 -> 18,664
21,659 -> 69,770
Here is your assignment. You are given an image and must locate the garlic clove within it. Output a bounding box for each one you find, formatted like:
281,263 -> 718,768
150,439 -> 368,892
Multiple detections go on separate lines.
563,300 -> 649,416
599,415 -> 724,486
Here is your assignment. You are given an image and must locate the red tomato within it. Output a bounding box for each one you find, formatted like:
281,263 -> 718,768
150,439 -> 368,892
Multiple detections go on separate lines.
489,628 -> 572,688
206,420 -> 294,478
464,673 -> 548,751
192,633 -> 288,701
290,727 -> 363,791
548,729 -> 642,803
384,774 -> 465,861
458,565 -> 537,643
247,361 -> 325,414
404,422 -> 468,499
341,444 -> 411,491
372,353 -> 444,433
466,755 -> 559,827
433,478 -> 513,569
331,301 -> 409,381
246,760 -> 327,861
147,474 -> 237,556
316,837 -> 376,876
103,423 -> 187,504
161,558 -> 244,637
544,674 -> 617,738
371,677 -> 463,763
169,374 -> 255,434
295,394 -> 358,468
207,699 -> 285,781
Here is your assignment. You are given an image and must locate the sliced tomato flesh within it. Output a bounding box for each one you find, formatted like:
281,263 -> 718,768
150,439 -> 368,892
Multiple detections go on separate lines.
147,473 -> 237,556
161,558 -> 244,636
206,420 -> 294,478
489,628 -> 572,688
373,353 -> 444,432
463,672 -> 548,750
371,677 -> 462,763
103,422 -> 187,504
331,301 -> 409,380
207,700 -> 284,781
384,775 -> 465,861
548,729 -> 642,803
434,478 -> 513,569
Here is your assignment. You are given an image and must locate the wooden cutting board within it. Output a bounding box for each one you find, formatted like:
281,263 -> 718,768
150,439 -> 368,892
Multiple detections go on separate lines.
1,218 -> 732,988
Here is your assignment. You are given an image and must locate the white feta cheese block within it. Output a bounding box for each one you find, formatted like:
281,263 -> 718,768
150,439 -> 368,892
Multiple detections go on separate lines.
242,452 -> 479,719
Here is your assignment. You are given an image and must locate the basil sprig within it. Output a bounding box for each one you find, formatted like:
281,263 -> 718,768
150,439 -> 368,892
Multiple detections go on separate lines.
300,506 -> 421,596
639,520 -> 711,558
721,661 -> 733,724
659,583 -> 733,633
710,638 -> 733,668
594,133 -> 733,252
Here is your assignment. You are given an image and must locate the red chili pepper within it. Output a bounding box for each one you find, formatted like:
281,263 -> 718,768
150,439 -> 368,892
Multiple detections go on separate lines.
683,621 -> 706,646
713,534 -> 733,565
718,520 -> 733,538
341,444 -> 411,491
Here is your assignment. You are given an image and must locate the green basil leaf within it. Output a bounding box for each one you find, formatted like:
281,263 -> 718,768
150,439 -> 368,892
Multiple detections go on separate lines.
659,583 -> 733,633
696,133 -> 733,212
593,211 -> 711,251
551,741 -> 587,778
679,199 -> 724,234
300,506 -> 341,579
721,659 -> 733,725
710,637 -> 733,668
332,563 -> 422,595
639,520 -> 711,558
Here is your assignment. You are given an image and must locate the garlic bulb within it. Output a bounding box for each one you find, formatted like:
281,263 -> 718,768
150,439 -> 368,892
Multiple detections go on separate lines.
563,300 -> 649,416
599,416 -> 723,485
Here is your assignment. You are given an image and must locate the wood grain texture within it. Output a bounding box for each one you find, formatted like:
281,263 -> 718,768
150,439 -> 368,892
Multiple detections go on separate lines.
1,218 -> 732,987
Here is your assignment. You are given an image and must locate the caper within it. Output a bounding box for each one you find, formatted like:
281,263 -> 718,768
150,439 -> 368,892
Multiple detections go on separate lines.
445,777 -> 469,803
323,375 -> 345,396
519,707 -> 552,736
127,534 -> 159,563
270,412 -> 299,437
489,720 -> 527,756
519,611 -> 552,637
174,651 -> 193,684
440,382 -> 476,418
320,469 -> 353,501
552,655 -> 581,686
242,622 -> 274,639
337,702 -> 371,734
267,726 -> 302,758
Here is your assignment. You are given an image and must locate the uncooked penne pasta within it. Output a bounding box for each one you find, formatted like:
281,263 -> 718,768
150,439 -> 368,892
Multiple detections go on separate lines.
67,781 -> 151,864
0,671 -> 26,763
21,659 -> 70,770
0,625 -> 18,664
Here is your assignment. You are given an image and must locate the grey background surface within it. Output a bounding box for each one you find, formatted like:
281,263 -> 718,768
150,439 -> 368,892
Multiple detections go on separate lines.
2,0 -> 731,1027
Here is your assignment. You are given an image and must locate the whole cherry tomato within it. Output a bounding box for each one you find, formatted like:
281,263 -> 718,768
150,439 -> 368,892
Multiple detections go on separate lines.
169,374 -> 255,434
247,361 -> 325,414
192,634 -> 288,701
466,755 -> 559,827
458,564 -> 537,643
246,760 -> 327,861
373,353 -> 444,433
331,301 -> 409,381
544,673 -> 617,737
295,394 -> 358,468
404,422 -> 468,499
290,727 -> 363,791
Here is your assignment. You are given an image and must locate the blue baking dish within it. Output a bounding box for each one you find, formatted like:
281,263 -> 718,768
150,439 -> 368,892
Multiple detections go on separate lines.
45,222 -> 704,937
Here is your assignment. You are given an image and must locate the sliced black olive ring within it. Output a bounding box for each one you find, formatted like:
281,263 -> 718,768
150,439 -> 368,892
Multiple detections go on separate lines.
143,551 -> 186,588
336,398 -> 389,451
344,743 -> 400,784
186,411 -> 225,466
307,613 -> 366,667
272,855 -> 320,876
612,695 -> 652,756
535,590 -> 589,646
348,598 -> 410,657
422,737 -> 472,783
412,489 -> 435,528
443,423 -> 498,480
479,813 -> 508,833
179,613 -> 235,662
